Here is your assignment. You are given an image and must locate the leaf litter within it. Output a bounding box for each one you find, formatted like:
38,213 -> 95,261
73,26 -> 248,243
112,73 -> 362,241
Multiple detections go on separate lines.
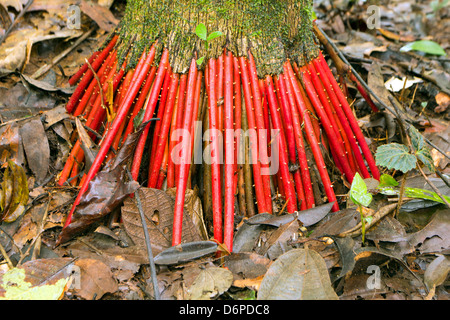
0,0 -> 449,301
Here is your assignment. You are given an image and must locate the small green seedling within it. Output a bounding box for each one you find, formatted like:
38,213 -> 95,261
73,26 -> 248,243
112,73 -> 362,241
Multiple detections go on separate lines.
349,172 -> 373,244
195,23 -> 224,66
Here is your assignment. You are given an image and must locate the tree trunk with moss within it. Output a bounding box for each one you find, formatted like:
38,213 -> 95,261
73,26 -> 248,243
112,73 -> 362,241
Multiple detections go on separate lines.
58,0 -> 380,249
115,0 -> 318,75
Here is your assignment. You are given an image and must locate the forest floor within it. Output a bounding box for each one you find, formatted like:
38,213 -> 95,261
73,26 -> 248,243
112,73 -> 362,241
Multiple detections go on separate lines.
0,0 -> 448,301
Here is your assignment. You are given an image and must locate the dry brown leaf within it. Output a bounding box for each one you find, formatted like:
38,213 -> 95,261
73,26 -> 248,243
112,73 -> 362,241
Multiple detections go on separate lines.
435,92 -> 450,113
377,28 -> 415,42
122,188 -> 202,256
72,258 -> 118,300
232,275 -> 264,291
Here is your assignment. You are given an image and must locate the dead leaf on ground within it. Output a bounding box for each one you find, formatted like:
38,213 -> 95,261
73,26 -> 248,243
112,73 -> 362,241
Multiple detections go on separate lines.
0,257 -> 74,300
19,118 -> 50,185
435,92 -> 450,114
185,266 -> 233,300
0,28 -> 82,77
0,123 -> 23,166
122,188 -> 202,256
72,258 -> 118,300
424,255 -> 450,292
153,241 -> 217,265
224,252 -> 271,288
257,248 -> 339,300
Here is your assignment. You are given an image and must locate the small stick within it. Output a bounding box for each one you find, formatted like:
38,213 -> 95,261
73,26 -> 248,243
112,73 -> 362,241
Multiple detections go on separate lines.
31,27 -> 97,80
337,203 -> 398,238
0,0 -> 34,45
0,238 -> 14,269
126,169 -> 160,300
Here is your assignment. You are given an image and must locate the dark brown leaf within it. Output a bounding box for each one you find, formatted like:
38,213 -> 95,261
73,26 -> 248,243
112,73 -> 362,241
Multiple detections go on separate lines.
57,164 -> 140,245
20,119 -> 50,184
122,188 -> 202,256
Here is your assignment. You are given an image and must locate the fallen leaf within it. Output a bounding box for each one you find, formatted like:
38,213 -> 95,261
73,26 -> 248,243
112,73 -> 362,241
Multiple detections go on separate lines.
434,92 -> 450,113
72,258 -> 118,300
79,0 -> 119,32
424,255 -> 450,291
407,209 -> 450,254
122,188 -> 202,255
19,119 -> 50,184
0,160 -> 28,222
186,266 -> 233,300
384,76 -> 423,92
232,213 -> 272,253
0,258 -> 74,300
257,248 -> 339,300
377,28 -> 416,42
0,28 -> 82,77
224,252 -> 271,280
400,40 -> 447,56
153,241 -> 218,265
0,123 -> 21,165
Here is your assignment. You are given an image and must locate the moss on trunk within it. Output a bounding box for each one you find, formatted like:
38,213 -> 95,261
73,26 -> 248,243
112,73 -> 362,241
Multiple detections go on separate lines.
113,0 -> 318,76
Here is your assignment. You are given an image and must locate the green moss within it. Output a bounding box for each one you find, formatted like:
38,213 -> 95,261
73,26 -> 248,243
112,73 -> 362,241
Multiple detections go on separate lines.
114,0 -> 318,76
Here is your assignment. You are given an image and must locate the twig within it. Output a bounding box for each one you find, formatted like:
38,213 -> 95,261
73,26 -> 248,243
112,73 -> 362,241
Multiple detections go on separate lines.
67,118 -> 103,141
32,192 -> 53,261
0,239 -> 14,269
31,27 -> 97,80
417,164 -> 450,208
0,0 -> 34,46
126,168 -> 160,300
337,203 -> 398,238
85,58 -> 106,113
0,226 -> 21,255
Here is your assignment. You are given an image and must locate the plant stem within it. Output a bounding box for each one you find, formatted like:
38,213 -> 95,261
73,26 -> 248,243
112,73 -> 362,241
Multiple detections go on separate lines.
359,204 -> 366,244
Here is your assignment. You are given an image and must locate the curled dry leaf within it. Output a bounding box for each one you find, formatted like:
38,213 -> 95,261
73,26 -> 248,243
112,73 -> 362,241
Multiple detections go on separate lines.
0,160 -> 29,223
0,28 -> 82,77
0,123 -> 21,166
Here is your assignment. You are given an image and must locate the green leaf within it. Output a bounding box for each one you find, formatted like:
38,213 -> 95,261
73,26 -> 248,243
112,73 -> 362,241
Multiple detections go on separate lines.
408,125 -> 425,152
431,0 -> 450,12
196,56 -> 205,66
416,148 -> 435,172
350,173 -> 373,207
133,108 -> 145,129
375,143 -> 417,173
408,126 -> 435,172
377,186 -> 450,205
206,30 -> 223,42
195,23 -> 207,41
400,40 -> 447,56
378,174 -> 399,188
405,187 -> 450,204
